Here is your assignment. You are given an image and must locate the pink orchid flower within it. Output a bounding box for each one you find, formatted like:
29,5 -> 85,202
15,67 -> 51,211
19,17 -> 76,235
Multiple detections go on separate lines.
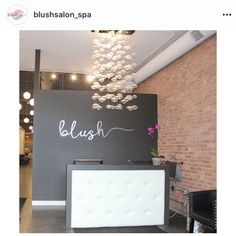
147,127 -> 155,137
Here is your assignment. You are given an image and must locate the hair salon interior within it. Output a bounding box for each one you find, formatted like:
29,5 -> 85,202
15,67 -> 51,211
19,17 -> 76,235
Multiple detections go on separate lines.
19,30 -> 216,233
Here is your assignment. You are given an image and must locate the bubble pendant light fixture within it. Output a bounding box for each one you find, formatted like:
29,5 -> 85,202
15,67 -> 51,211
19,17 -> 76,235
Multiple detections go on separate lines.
90,30 -> 138,111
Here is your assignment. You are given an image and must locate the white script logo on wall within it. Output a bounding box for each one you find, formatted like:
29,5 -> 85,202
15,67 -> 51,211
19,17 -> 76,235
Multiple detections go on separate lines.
7,4 -> 28,25
59,120 -> 135,141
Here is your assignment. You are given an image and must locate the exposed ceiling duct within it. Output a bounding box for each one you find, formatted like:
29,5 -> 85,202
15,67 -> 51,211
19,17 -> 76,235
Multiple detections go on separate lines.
134,30 -> 216,84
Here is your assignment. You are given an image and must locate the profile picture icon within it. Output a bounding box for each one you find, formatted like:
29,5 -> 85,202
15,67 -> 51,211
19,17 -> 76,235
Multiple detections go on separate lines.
7,4 -> 28,25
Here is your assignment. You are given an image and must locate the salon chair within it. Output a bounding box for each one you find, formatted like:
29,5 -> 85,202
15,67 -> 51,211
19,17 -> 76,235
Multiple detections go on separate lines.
188,189 -> 217,233
20,154 -> 30,165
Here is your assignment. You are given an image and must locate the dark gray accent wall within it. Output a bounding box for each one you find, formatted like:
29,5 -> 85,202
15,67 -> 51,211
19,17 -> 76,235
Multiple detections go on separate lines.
32,90 -> 157,200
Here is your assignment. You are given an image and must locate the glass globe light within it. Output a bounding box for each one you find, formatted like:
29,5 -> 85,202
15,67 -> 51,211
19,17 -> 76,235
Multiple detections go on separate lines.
30,110 -> 34,116
29,98 -> 34,106
24,118 -> 29,123
23,91 -> 31,99
19,104 -> 22,110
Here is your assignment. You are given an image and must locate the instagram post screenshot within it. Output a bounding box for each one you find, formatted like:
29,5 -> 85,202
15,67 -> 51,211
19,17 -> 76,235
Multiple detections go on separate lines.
0,0 -> 235,235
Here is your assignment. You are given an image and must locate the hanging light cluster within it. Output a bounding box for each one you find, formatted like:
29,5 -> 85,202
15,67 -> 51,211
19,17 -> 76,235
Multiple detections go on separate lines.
23,91 -> 31,99
91,30 -> 138,111
21,90 -> 34,132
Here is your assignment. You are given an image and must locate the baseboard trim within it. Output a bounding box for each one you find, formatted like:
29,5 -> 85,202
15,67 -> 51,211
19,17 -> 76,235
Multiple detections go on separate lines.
32,201 -> 66,206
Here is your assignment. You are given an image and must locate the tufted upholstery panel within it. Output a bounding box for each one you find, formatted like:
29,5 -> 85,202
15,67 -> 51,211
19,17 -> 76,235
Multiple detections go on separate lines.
70,170 -> 165,227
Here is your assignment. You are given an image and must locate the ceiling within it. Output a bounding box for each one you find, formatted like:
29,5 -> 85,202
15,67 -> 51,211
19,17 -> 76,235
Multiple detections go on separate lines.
20,30 -> 187,73
20,30 -> 215,132
20,30 -> 188,132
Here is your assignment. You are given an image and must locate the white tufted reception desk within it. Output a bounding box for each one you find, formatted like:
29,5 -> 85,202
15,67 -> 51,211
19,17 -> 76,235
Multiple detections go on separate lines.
66,165 -> 169,228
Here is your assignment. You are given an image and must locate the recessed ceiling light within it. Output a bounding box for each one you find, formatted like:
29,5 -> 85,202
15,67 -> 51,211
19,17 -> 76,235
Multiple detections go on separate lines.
23,91 -> 31,99
71,74 -> 77,81
87,75 -> 95,83
51,73 -> 57,79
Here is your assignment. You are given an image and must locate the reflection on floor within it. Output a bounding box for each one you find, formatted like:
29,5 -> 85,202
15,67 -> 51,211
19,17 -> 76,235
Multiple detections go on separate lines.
20,161 -> 188,233
20,197 -> 27,210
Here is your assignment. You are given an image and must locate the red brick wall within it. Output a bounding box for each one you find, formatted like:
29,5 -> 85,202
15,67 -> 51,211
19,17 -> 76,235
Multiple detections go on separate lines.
136,35 -> 216,214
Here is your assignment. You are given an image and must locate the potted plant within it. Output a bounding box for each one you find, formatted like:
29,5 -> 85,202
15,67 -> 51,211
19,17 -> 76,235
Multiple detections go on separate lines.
148,123 -> 165,165
149,147 -> 165,165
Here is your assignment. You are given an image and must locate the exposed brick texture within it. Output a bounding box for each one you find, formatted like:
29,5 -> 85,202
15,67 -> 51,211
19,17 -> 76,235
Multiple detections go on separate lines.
136,35 -> 216,215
